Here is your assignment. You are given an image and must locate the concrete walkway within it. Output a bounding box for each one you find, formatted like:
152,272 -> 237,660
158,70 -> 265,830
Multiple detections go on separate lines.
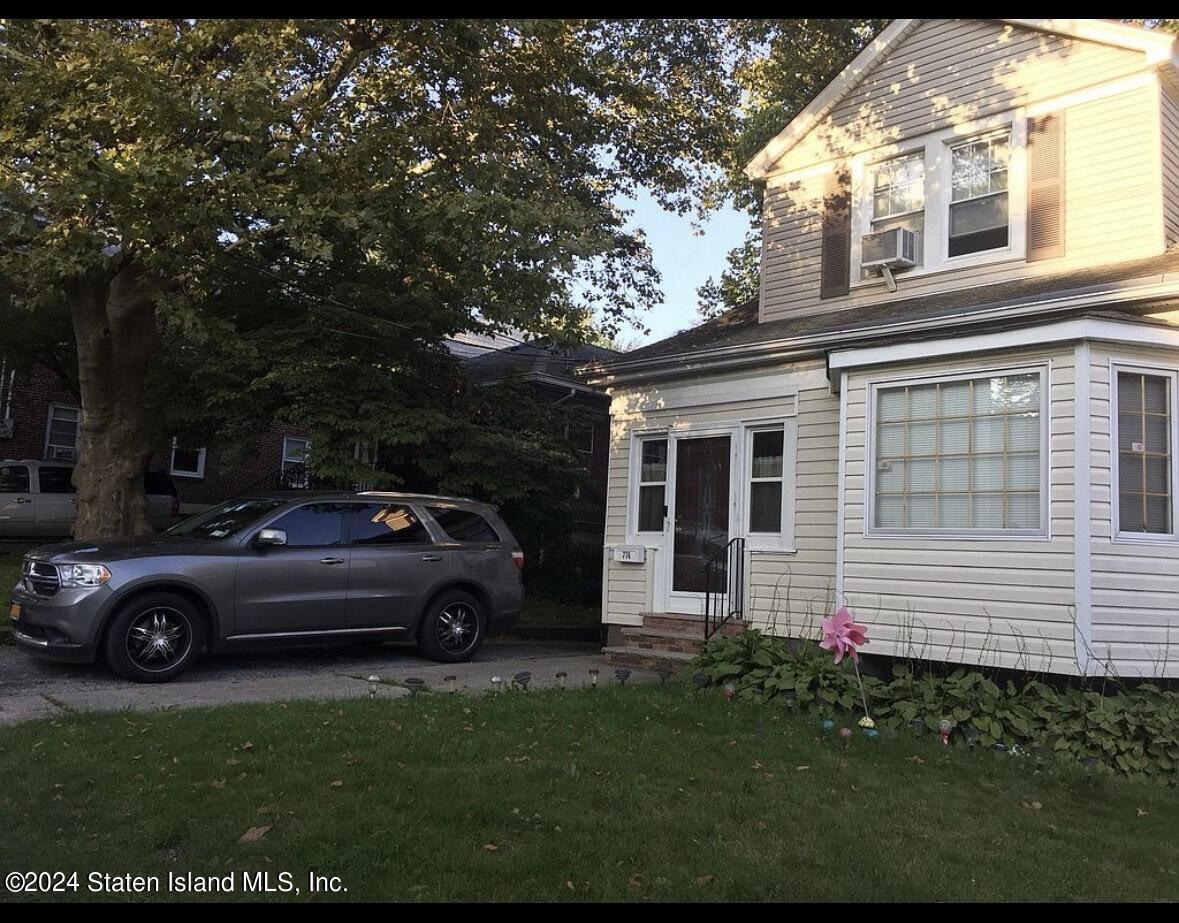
0,639 -> 661,726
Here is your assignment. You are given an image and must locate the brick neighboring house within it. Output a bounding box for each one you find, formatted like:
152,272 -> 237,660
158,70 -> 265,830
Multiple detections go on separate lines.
462,341 -> 619,543
0,360 -> 311,513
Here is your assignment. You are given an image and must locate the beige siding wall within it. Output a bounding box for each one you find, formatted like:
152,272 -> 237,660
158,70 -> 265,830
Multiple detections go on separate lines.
1088,342 -> 1179,678
840,346 -> 1081,674
602,362 -> 838,629
776,19 -> 1149,174
1162,82 -> 1179,248
762,81 -> 1164,324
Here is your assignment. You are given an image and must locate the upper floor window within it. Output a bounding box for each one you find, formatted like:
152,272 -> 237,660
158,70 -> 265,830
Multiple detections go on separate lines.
44,404 -> 80,462
948,132 -> 1010,257
170,438 -> 206,479
873,153 -> 925,222
282,437 -> 311,488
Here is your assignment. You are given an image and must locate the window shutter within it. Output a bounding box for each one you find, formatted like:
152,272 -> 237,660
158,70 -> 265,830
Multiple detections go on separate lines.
1026,113 -> 1066,262
820,167 -> 852,299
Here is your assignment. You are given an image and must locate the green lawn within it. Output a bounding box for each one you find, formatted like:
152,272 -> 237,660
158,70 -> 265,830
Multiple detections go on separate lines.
2,685 -> 1177,902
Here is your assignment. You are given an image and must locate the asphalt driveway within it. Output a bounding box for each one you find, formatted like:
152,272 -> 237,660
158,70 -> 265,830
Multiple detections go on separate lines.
0,639 -> 658,726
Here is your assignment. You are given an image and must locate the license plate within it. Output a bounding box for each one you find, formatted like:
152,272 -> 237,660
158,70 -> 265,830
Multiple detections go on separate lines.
8,602 -> 19,621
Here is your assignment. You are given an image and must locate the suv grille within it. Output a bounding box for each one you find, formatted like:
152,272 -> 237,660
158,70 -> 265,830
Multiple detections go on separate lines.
22,560 -> 60,597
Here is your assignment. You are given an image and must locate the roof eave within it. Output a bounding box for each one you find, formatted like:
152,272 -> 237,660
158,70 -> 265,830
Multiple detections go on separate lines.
585,278 -> 1179,388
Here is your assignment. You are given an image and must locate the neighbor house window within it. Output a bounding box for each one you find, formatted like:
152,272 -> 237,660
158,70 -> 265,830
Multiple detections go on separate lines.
636,438 -> 667,533
169,439 -> 206,479
44,404 -> 80,462
748,427 -> 785,534
948,132 -> 1010,257
282,437 -> 311,488
872,370 -> 1043,533
1115,370 -> 1175,536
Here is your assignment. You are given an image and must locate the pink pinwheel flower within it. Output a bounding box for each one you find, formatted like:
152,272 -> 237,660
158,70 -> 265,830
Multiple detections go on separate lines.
819,607 -> 869,664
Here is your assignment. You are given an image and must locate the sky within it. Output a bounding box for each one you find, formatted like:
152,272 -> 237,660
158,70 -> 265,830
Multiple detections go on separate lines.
617,190 -> 751,347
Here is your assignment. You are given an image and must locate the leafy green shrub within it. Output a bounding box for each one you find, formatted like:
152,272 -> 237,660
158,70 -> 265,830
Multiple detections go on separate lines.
693,629 -> 1179,782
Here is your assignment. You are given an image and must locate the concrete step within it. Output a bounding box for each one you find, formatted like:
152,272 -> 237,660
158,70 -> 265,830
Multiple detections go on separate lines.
601,646 -> 696,672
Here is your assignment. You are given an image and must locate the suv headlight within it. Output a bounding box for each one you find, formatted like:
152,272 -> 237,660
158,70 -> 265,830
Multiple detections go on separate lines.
58,564 -> 112,588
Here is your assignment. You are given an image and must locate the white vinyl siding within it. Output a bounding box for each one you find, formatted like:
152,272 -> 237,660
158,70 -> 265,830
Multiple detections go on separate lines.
603,362 -> 836,629
760,33 -> 1164,324
842,346 -> 1079,674
1089,345 -> 1179,677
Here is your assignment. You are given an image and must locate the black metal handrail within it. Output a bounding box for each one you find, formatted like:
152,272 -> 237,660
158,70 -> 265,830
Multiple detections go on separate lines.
703,536 -> 745,639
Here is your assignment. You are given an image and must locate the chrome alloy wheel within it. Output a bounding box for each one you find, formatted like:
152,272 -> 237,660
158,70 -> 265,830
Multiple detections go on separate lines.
436,602 -> 478,654
126,607 -> 193,673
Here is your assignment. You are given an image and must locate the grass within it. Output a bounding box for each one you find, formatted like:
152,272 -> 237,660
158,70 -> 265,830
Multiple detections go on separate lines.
517,594 -> 600,628
2,685 -> 1178,902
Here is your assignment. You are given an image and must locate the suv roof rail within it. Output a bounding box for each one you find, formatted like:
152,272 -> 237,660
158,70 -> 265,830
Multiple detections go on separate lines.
357,490 -> 481,504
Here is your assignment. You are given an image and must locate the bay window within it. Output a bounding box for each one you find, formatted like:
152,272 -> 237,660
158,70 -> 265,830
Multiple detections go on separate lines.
948,132 -> 1010,257
1115,369 -> 1176,537
871,369 -> 1044,534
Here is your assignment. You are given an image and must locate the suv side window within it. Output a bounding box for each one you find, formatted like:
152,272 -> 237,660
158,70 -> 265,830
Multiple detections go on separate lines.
268,503 -> 346,547
427,506 -> 500,543
38,466 -> 75,494
351,503 -> 431,545
0,465 -> 30,493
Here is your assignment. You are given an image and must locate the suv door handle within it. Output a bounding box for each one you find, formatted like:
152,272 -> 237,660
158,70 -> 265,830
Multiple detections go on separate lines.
421,554 -> 443,562
319,556 -> 346,565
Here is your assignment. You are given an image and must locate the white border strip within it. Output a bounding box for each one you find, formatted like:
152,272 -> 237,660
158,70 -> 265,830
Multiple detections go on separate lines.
1073,341 -> 1093,674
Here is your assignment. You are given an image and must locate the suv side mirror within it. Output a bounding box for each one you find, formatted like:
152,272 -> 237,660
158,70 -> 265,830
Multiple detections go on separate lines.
254,528 -> 287,547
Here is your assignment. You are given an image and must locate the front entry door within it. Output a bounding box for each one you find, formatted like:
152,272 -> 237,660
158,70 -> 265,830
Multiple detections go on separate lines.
667,435 -> 731,611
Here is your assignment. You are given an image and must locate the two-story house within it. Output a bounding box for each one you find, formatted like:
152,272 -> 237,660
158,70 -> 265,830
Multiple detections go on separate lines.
589,19 -> 1179,678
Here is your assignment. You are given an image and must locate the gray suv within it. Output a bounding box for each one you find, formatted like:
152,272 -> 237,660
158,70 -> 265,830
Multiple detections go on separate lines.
8,491 -> 523,682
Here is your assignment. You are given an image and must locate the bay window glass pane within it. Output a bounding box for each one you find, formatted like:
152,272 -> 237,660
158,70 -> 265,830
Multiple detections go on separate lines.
640,440 -> 667,482
638,485 -> 664,532
1117,371 -> 1173,535
751,431 -> 784,479
874,372 -> 1043,532
749,482 -> 783,533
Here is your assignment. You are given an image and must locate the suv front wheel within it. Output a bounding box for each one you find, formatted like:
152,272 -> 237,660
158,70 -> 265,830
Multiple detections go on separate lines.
417,590 -> 485,663
103,592 -> 206,683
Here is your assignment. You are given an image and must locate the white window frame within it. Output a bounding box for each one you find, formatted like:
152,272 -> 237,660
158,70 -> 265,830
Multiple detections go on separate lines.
1109,361 -> 1179,544
629,432 -> 669,538
864,364 -> 1051,540
870,151 -> 926,224
282,437 -> 312,487
168,439 -> 206,479
742,421 -> 797,552
43,403 -> 80,461
850,113 -> 1028,286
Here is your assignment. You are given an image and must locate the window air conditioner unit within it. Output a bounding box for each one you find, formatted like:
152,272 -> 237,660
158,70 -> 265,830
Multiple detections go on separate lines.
49,446 -> 77,462
861,227 -> 918,270
0,418 -> 12,439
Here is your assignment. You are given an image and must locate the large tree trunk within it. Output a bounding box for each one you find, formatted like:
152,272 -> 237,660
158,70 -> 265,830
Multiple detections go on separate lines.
65,262 -> 160,540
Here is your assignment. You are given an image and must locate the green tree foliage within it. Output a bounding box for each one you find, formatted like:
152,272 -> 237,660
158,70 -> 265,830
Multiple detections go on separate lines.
0,18 -> 738,536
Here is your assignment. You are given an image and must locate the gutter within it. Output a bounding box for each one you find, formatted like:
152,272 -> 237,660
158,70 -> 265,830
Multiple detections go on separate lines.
581,276 -> 1179,388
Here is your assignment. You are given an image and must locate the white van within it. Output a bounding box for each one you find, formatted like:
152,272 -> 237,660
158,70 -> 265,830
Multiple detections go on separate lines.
0,460 -> 179,537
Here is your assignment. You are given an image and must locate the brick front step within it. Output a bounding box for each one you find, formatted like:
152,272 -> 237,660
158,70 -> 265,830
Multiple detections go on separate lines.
640,613 -> 747,637
620,627 -> 708,656
600,646 -> 696,672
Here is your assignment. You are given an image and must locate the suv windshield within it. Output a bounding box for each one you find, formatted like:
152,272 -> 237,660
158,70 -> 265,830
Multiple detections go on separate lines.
168,498 -> 285,540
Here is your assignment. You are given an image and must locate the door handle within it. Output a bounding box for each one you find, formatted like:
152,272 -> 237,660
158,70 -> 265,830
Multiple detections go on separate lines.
319,556 -> 346,565
421,554 -> 443,562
